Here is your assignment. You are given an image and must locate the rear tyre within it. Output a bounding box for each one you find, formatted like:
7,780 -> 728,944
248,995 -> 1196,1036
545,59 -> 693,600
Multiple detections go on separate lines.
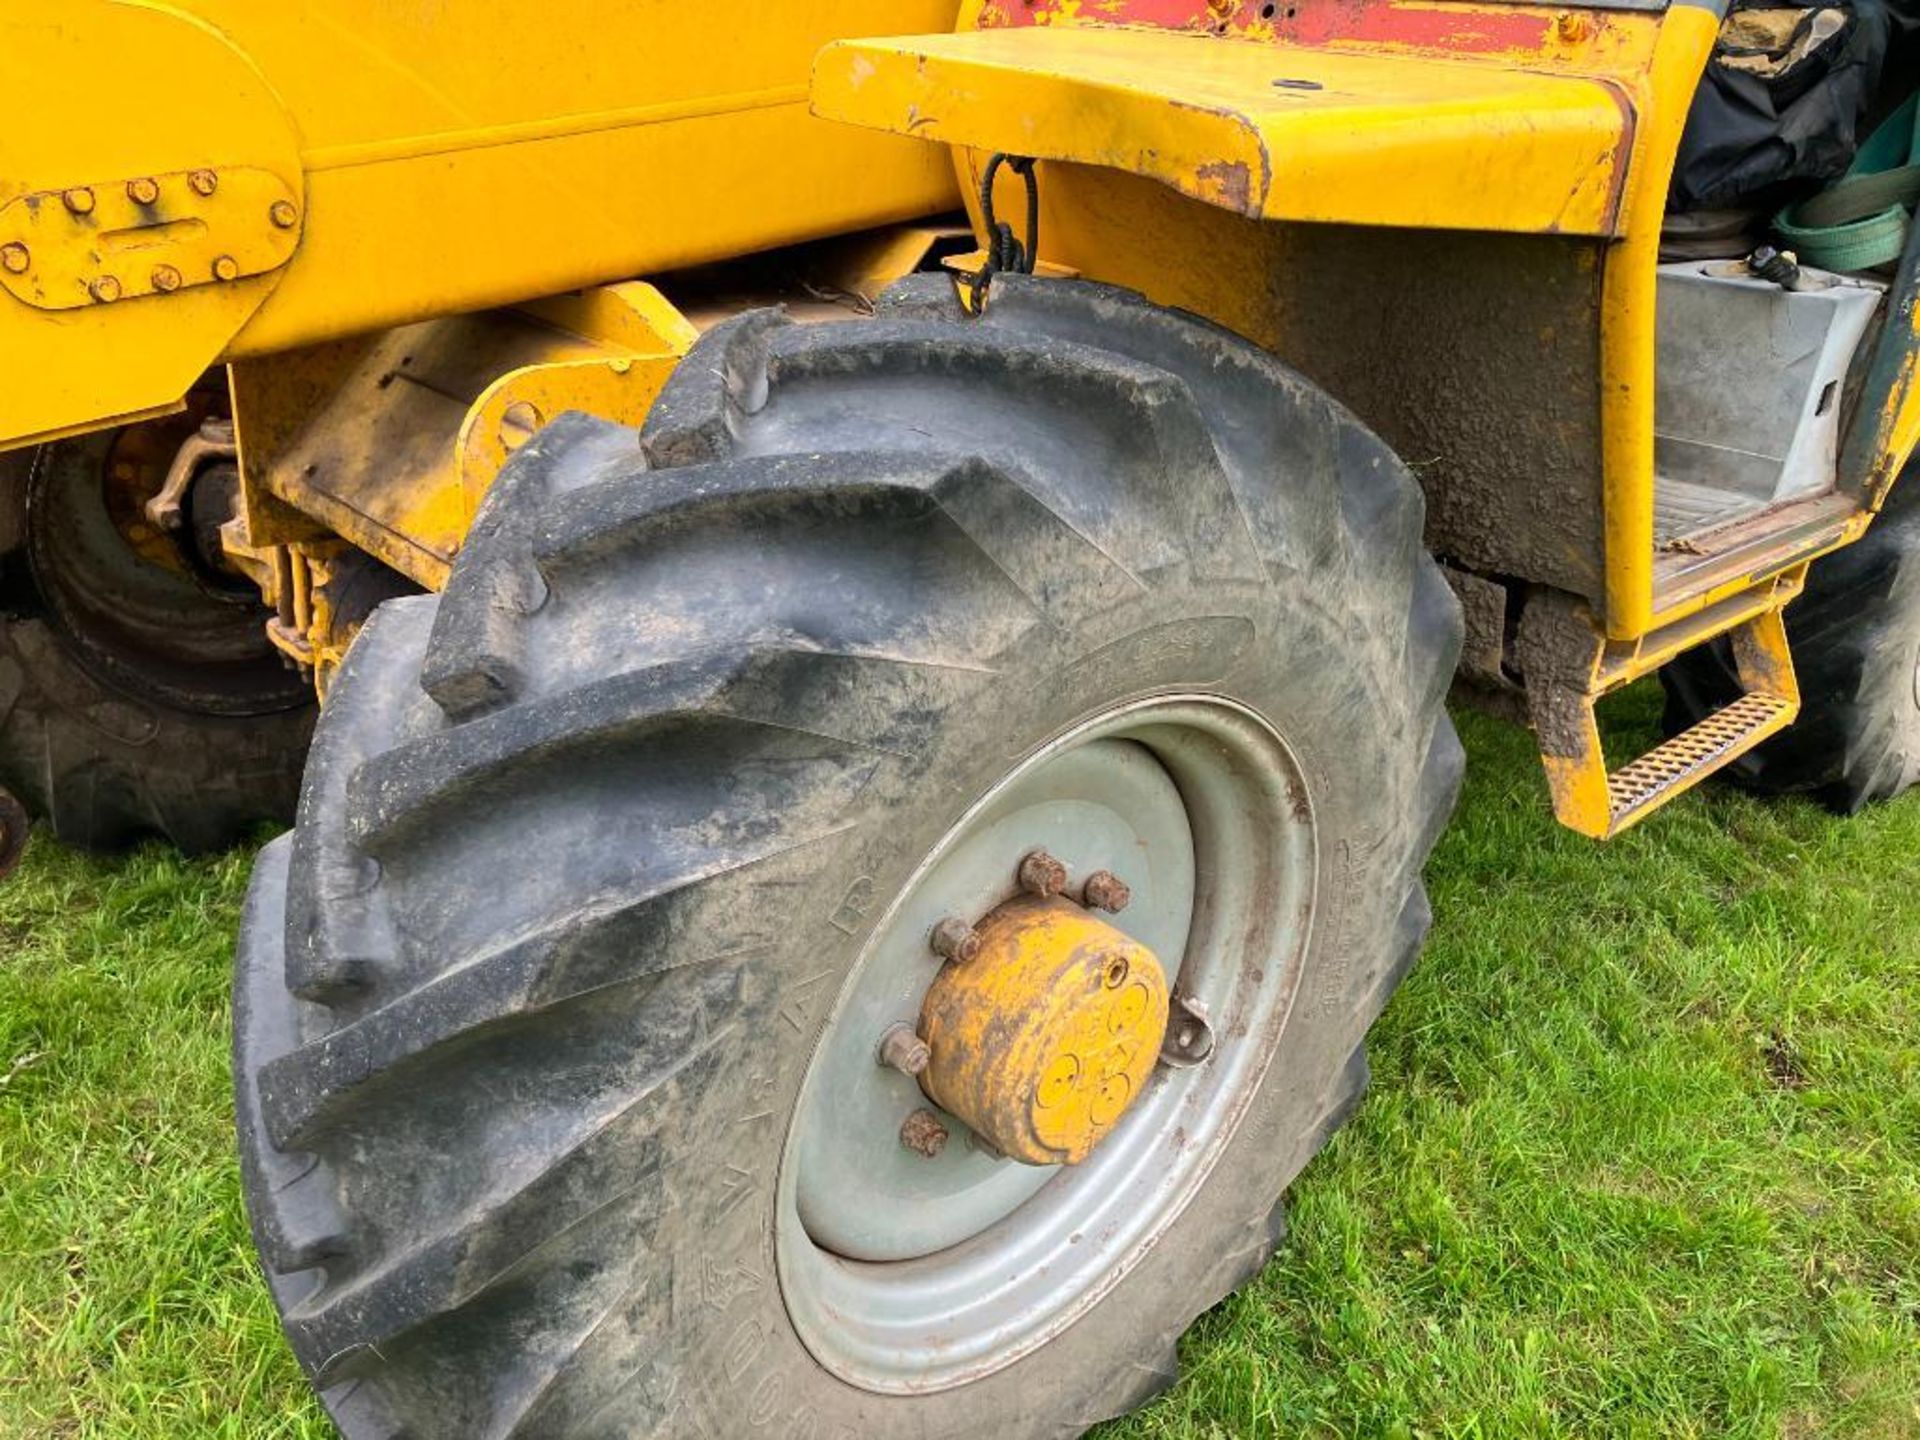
235,277 -> 1462,1438
0,429 -> 313,851
1662,465 -> 1920,811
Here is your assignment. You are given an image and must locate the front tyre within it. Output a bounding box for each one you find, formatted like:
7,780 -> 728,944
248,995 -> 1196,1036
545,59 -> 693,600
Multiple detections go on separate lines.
236,277 -> 1462,1438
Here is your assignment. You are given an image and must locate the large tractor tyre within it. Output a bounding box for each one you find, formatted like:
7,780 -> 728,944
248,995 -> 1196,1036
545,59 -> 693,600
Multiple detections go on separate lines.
0,432 -> 313,852
235,276 -> 1463,1439
1663,463 -> 1920,812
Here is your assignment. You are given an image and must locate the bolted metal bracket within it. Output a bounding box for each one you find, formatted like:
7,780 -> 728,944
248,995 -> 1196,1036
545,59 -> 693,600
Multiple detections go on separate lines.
145,417 -> 238,533
0,165 -> 302,312
1158,992 -> 1215,1069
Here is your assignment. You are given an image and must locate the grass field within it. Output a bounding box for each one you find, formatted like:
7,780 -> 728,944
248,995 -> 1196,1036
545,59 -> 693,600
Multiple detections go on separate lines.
3,687 -> 1917,1438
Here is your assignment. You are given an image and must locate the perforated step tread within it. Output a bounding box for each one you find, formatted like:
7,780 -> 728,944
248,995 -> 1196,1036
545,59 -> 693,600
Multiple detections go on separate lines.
1608,691 -> 1794,824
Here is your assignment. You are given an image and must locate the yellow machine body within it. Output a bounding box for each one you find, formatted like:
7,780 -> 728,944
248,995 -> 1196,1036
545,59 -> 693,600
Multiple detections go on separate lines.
0,0 -> 962,449
814,0 -> 1920,835
918,896 -> 1171,1167
2,0 -> 1917,837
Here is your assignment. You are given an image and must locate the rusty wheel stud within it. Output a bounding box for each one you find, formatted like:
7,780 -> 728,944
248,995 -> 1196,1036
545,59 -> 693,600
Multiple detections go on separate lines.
929,916 -> 982,963
1017,848 -> 1068,897
900,1107 -> 949,1159
1081,869 -> 1131,913
877,1024 -> 931,1077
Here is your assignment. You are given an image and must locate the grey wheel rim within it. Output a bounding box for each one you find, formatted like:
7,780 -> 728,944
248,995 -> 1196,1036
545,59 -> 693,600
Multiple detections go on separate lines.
777,694 -> 1317,1393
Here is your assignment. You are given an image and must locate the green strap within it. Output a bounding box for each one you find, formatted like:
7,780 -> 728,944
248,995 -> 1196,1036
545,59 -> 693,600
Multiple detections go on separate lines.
1774,93 -> 1920,271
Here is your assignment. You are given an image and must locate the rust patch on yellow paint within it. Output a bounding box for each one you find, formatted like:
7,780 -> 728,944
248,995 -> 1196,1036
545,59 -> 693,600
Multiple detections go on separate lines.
1194,157 -> 1255,212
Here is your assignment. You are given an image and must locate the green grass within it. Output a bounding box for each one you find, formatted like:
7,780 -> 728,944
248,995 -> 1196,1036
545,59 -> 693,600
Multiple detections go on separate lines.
4,687 -> 1918,1437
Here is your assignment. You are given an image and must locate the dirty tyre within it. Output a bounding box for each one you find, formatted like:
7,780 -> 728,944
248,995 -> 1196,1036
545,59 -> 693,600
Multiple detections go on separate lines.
0,438 -> 312,852
235,276 -> 1463,1438
1663,463 -> 1920,811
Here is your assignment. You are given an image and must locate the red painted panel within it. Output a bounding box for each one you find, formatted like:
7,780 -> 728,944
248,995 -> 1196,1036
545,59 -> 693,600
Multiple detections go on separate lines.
981,0 -> 1557,58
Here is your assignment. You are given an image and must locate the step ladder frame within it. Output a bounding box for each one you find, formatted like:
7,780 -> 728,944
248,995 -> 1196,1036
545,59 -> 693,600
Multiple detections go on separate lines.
1523,574 -> 1805,839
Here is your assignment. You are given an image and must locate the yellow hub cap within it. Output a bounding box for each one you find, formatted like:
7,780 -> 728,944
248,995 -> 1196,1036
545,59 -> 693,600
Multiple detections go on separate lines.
918,894 -> 1170,1165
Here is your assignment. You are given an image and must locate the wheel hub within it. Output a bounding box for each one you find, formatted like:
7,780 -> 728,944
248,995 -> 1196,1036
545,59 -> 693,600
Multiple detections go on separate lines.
778,697 -> 1317,1393
919,892 -> 1169,1166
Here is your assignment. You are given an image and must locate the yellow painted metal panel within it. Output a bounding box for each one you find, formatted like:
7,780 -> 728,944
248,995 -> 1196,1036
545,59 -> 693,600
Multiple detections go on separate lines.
1856,293 -> 1920,506
0,2 -> 303,449
814,25 -> 1633,235
0,0 -> 965,452
1594,3 -> 1719,640
230,285 -> 692,591
188,0 -> 966,356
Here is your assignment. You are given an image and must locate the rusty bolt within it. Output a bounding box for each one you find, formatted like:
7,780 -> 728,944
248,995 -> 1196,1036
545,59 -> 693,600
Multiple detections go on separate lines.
89,275 -> 121,304
211,255 -> 240,282
1017,848 -> 1068,898
150,264 -> 182,293
877,1024 -> 932,1077
188,169 -> 218,197
899,1107 -> 949,1159
1555,10 -> 1591,40
62,187 -> 95,216
929,916 -> 982,964
1,243 -> 28,275
269,199 -> 299,229
1082,869 -> 1131,913
127,177 -> 160,206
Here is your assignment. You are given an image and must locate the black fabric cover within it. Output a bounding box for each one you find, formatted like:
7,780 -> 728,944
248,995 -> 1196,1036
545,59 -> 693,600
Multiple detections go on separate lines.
1670,0 -> 1919,213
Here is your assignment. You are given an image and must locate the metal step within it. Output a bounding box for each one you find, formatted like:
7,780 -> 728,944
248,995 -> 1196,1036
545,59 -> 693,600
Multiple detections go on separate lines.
1606,692 -> 1795,832
1526,598 -> 1802,839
